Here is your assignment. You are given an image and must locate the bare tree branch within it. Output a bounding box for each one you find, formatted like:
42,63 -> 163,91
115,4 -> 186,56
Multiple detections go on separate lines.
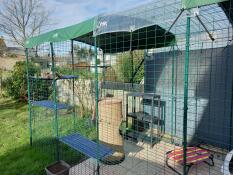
0,0 -> 52,47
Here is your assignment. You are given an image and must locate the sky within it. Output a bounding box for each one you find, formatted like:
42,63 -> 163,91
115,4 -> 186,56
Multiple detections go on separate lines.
0,0 -> 153,46
47,0 -> 152,29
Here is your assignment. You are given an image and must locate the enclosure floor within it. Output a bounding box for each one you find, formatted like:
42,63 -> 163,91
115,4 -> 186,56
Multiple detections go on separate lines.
69,140 -> 225,175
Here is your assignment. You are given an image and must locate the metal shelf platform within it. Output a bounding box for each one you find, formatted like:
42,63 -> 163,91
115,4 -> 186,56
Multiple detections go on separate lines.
59,133 -> 114,160
31,100 -> 71,110
128,111 -> 163,124
29,75 -> 79,81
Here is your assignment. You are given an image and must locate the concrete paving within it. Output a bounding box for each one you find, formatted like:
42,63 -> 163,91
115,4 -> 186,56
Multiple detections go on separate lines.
69,140 -> 225,175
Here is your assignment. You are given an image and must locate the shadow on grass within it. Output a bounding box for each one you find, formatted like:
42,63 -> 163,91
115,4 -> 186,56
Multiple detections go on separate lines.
0,141 -> 52,175
0,99 -> 97,175
0,99 -> 26,111
0,137 -> 84,175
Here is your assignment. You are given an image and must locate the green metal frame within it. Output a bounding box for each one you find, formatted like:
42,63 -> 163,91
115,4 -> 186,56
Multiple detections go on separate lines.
183,14 -> 191,175
94,36 -> 100,175
25,48 -> 33,146
171,45 -> 175,140
71,40 -> 77,132
50,42 -> 60,161
24,2 -> 233,174
130,31 -> 134,88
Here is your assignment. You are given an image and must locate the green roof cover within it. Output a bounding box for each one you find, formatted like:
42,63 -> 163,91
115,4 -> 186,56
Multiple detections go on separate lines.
25,18 -> 175,53
25,1 -> 228,49
182,0 -> 228,9
25,3 -> 176,52
25,18 -> 95,48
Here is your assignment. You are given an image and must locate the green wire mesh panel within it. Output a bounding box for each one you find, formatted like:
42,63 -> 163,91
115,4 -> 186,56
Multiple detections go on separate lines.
28,44 -> 56,162
26,0 -> 233,174
27,40 -> 97,166
93,1 -> 233,175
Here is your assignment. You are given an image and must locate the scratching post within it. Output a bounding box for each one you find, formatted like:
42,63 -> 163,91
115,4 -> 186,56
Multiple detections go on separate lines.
98,98 -> 125,164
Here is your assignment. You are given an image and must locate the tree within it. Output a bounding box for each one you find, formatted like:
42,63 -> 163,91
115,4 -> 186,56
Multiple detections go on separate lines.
0,0 -> 51,47
3,61 -> 41,101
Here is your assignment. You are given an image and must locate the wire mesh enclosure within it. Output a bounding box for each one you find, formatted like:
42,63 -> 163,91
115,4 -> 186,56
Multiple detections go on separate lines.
25,0 -> 233,175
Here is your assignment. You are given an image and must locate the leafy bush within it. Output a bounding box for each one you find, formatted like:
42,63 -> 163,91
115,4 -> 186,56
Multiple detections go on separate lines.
57,66 -> 96,80
115,51 -> 144,83
31,78 -> 53,101
3,61 -> 40,101
57,66 -> 73,75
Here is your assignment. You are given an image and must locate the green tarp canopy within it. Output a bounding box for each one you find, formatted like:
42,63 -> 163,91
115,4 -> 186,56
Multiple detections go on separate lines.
25,20 -> 175,53
182,0 -> 228,9
25,0 -> 230,52
25,18 -> 95,48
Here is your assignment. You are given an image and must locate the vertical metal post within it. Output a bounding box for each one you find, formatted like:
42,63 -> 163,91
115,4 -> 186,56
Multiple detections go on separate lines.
94,36 -> 100,175
151,96 -> 154,148
129,31 -> 136,133
175,45 -> 178,136
158,96 -> 161,136
227,26 -> 233,150
50,42 -> 59,161
129,31 -> 137,133
126,94 -> 129,129
230,75 -> 233,150
102,53 -> 106,97
25,48 -> 33,146
130,31 -> 133,88
102,53 -> 106,81
162,26 -> 166,136
183,14 -> 191,175
171,45 -> 175,140
230,20 -> 233,150
71,40 -> 76,131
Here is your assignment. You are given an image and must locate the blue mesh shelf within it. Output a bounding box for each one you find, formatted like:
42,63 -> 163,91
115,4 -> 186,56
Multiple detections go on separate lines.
29,75 -> 78,81
59,133 -> 114,160
31,100 -> 71,110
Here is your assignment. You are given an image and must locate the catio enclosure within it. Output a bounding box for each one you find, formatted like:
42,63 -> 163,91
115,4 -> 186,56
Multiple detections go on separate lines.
25,0 -> 233,175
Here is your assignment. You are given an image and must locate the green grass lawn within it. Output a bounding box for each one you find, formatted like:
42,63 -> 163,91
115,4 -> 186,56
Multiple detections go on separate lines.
0,98 -> 54,175
0,98 -> 96,175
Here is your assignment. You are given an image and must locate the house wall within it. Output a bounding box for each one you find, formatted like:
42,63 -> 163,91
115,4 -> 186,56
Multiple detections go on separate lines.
144,45 -> 233,148
57,45 -> 233,149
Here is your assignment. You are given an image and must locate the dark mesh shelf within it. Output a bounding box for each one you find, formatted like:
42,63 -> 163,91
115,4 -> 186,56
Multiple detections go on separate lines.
127,92 -> 160,99
128,112 -> 163,124
29,75 -> 78,81
124,130 -> 158,145
59,75 -> 79,80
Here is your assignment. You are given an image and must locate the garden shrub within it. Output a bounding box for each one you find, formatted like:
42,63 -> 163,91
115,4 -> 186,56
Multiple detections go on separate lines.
3,61 -> 41,101
115,51 -> 144,83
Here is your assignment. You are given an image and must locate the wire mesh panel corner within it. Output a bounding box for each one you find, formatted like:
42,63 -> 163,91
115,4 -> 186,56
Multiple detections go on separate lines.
25,0 -> 233,174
